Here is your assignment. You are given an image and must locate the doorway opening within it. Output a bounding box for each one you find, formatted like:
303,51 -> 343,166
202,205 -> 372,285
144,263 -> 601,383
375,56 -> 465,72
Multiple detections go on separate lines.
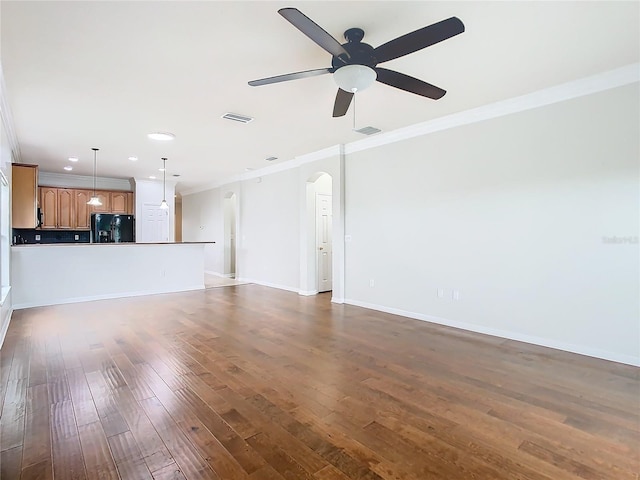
223,192 -> 237,278
308,173 -> 333,293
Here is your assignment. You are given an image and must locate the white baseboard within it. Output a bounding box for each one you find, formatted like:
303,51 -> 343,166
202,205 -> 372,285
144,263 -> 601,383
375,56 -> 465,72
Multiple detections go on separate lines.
298,290 -> 318,296
331,297 -> 344,304
236,278 -> 299,294
343,298 -> 640,367
205,271 -> 235,278
0,306 -> 13,350
12,285 -> 205,310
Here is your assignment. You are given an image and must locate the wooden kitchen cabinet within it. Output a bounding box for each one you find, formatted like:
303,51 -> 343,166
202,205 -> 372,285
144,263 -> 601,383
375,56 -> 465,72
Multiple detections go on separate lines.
111,191 -> 128,214
74,190 -> 91,229
39,186 -> 58,229
90,191 -> 111,213
11,163 -> 39,228
39,186 -> 134,230
57,188 -> 74,229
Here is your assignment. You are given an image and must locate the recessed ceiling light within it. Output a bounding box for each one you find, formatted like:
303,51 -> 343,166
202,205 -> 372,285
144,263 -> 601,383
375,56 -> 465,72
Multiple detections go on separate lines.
68,157 -> 78,162
64,166 -> 73,171
149,175 -> 156,180
265,156 -> 278,162
128,156 -> 138,161
158,168 -> 166,172
147,132 -> 175,141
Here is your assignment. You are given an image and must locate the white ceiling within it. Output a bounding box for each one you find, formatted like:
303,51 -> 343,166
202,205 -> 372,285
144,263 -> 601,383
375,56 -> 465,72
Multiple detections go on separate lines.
1,1 -> 638,194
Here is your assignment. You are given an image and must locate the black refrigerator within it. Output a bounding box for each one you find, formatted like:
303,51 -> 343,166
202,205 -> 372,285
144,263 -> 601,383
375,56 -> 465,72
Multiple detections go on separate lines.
91,213 -> 135,243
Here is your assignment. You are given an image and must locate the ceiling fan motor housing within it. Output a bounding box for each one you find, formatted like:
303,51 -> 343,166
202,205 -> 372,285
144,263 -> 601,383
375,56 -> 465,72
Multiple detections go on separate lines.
331,29 -> 378,70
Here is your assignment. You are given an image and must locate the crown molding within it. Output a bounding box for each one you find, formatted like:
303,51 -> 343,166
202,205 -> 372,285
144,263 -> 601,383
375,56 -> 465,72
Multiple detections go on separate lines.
39,171 -> 133,191
0,62 -> 21,162
132,177 -> 177,188
345,63 -> 640,155
181,145 -> 342,196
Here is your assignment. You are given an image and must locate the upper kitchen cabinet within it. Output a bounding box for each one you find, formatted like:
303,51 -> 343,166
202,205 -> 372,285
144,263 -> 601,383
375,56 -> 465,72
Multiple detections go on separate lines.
39,187 -> 134,229
111,191 -> 128,214
74,190 -> 91,229
39,186 -> 58,229
11,163 -> 38,228
40,187 -> 75,229
56,188 -> 74,229
90,191 -> 111,213
90,191 -> 133,215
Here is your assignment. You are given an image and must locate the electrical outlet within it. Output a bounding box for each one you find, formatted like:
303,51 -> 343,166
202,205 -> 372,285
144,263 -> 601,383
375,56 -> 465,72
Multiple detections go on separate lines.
74,234 -> 79,241
437,288 -> 444,298
35,234 -> 41,241
369,279 -> 375,287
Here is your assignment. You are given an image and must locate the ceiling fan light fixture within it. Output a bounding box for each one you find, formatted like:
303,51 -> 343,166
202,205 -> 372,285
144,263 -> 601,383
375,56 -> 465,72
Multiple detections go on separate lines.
333,64 -> 376,93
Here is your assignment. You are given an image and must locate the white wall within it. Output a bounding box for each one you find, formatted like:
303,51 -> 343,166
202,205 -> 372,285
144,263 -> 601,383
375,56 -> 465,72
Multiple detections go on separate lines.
179,76 -> 638,365
182,187 -> 223,274
344,83 -> 639,365
238,169 -> 300,291
181,154 -> 344,296
0,113 -> 13,346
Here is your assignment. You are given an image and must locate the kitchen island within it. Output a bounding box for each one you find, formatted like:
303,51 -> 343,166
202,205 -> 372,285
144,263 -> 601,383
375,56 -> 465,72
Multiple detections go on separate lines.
11,242 -> 214,309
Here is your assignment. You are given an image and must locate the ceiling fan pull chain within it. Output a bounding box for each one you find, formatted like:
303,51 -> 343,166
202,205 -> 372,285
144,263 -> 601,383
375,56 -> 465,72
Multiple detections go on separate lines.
353,93 -> 356,130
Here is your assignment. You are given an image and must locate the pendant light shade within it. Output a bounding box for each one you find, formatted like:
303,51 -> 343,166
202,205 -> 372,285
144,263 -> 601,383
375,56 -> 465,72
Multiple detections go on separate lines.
159,157 -> 169,210
87,148 -> 102,206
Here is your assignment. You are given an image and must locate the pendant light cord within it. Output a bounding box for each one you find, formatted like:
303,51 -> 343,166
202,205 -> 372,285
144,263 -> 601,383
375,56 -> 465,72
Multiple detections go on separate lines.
92,148 -> 98,196
162,157 -> 167,202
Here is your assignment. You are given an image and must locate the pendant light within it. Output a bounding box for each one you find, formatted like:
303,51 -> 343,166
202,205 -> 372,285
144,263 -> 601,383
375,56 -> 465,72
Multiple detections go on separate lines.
87,148 -> 102,206
159,157 -> 169,210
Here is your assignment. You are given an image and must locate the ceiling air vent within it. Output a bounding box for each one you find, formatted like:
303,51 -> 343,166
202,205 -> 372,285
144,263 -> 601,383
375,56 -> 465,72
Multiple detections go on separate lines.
221,112 -> 254,124
354,126 -> 381,135
265,156 -> 278,162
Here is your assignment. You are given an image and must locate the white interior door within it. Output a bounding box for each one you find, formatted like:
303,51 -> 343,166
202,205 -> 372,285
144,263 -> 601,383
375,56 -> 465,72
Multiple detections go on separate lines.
316,193 -> 332,292
141,204 -> 169,242
224,194 -> 237,278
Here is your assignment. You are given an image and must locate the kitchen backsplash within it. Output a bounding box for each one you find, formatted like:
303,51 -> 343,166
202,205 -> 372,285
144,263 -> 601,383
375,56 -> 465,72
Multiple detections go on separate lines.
13,229 -> 90,244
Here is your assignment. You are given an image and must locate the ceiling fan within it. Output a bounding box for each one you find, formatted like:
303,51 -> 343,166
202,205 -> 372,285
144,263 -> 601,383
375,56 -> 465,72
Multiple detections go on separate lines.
249,8 -> 465,117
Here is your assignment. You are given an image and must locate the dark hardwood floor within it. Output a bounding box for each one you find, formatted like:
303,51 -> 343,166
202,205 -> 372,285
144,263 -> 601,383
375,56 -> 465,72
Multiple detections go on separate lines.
1,284 -> 638,479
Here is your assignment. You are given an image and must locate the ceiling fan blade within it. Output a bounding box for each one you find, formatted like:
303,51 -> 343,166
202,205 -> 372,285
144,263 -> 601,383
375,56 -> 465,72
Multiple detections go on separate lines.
375,68 -> 446,99
333,89 -> 354,117
374,17 -> 464,64
248,68 -> 332,87
279,8 -> 349,59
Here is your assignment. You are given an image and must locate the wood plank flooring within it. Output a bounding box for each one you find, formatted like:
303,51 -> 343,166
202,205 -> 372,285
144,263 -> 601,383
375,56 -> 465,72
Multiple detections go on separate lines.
1,284 -> 638,479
